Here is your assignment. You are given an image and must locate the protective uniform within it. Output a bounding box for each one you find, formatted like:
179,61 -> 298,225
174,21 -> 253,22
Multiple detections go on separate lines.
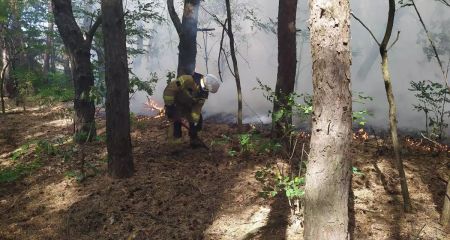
163,73 -> 209,147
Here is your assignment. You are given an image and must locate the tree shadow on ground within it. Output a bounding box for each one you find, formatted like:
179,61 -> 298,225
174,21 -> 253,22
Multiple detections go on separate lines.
52,121 -> 275,239
372,159 -> 402,239
242,194 -> 290,240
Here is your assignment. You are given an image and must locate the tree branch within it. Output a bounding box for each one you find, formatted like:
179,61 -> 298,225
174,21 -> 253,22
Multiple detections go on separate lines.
86,15 -> 102,45
167,0 -> 182,36
217,18 -> 228,83
350,12 -> 381,46
387,31 -> 400,51
410,0 -> 447,81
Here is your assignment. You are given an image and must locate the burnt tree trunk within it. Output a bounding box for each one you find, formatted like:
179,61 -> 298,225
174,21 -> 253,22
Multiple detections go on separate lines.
272,0 -> 298,138
52,0 -> 101,142
101,0 -> 134,178
303,0 -> 352,239
379,0 -> 411,212
167,0 -> 200,76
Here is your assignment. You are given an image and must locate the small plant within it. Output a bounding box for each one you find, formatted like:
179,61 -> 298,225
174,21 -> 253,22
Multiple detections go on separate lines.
36,140 -> 57,156
238,133 -> 253,154
255,166 -> 306,211
352,92 -> 374,126
409,80 -> 450,140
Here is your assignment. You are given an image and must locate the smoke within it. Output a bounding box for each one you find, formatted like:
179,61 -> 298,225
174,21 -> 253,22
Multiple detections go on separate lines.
130,0 -> 450,132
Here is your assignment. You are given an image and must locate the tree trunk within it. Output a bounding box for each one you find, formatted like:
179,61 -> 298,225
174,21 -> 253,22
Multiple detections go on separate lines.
380,0 -> 411,212
272,0 -> 298,138
52,0 -> 99,142
441,169 -> 450,229
101,0 -> 134,178
63,50 -> 71,81
167,0 -> 200,76
4,0 -> 22,100
303,0 -> 352,239
43,0 -> 54,84
225,0 -> 243,130
1,46 -> 7,114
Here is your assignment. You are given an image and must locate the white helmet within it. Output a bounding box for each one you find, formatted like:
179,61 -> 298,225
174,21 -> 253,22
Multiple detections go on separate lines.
203,74 -> 220,93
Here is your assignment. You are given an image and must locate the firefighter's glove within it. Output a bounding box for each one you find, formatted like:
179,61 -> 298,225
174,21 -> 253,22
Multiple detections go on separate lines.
165,105 -> 176,119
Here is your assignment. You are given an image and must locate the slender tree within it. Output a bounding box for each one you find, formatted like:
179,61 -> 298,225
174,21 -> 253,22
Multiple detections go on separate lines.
352,0 -> 412,212
52,0 -> 101,142
272,0 -> 298,138
303,0 -> 352,238
43,0 -> 54,84
167,0 -> 201,76
101,0 -> 134,178
224,0 -> 243,130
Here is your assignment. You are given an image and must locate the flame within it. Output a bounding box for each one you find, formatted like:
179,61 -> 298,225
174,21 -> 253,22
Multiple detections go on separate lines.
144,97 -> 164,118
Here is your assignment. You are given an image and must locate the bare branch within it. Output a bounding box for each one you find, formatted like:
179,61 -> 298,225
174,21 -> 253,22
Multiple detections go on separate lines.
387,31 -> 400,51
217,18 -> 228,83
411,0 -> 447,82
351,12 -> 381,46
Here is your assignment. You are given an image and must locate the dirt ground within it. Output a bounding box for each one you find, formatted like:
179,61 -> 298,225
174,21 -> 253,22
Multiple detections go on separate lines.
0,104 -> 449,240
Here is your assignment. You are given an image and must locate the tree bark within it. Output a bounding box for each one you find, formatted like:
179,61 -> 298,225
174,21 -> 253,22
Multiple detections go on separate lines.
101,0 -> 134,178
441,169 -> 450,229
380,0 -> 411,212
272,0 -> 298,138
304,0 -> 352,239
43,0 -> 54,84
52,0 -> 99,142
167,0 -> 200,76
224,0 -> 243,130
42,0 -> 54,84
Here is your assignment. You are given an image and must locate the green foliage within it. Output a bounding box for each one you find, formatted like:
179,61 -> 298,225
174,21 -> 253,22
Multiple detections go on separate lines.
254,78 -> 311,138
166,71 -> 176,85
255,166 -> 305,200
352,92 -> 374,126
35,140 -> 57,156
409,80 -> 450,139
0,161 -> 41,183
130,72 -> 158,97
64,170 -> 85,182
11,143 -> 31,161
73,131 -> 90,144
352,166 -> 364,176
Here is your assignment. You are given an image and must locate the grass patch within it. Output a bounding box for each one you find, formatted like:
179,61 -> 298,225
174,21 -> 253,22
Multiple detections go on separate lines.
0,161 -> 42,183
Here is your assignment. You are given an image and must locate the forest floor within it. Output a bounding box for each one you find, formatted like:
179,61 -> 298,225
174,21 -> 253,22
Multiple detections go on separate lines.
0,103 -> 449,240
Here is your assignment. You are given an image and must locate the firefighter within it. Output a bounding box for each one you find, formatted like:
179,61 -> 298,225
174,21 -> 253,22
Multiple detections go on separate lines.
163,72 -> 220,148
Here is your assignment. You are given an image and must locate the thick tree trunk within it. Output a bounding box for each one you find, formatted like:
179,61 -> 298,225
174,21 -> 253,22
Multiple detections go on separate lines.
101,0 -> 134,178
178,0 -> 200,75
272,0 -> 298,138
52,0 -> 98,141
63,50 -> 71,81
72,48 -> 96,139
441,169 -> 450,229
303,0 -> 352,239
167,0 -> 200,76
380,0 -> 411,212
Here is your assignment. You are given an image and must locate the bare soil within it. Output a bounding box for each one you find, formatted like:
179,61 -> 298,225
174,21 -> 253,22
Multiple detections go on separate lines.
0,105 -> 449,239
